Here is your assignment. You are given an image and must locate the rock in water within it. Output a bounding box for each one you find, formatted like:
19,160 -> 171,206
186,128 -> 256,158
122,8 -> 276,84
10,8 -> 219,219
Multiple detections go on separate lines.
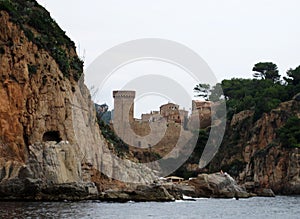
100,184 -> 175,202
188,173 -> 252,198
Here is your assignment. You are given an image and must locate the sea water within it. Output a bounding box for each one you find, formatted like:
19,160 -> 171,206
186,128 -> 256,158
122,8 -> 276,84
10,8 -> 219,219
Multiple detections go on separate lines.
0,196 -> 299,219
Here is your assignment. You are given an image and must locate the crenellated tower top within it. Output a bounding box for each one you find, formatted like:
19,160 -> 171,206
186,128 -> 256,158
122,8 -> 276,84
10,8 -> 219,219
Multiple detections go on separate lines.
113,91 -> 136,99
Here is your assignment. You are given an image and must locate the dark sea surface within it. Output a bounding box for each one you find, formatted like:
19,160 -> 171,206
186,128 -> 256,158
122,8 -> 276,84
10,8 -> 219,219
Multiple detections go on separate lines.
0,196 -> 299,219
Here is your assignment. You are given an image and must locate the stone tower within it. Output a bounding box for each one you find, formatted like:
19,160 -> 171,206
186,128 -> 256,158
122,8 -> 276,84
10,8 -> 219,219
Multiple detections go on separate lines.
112,90 -> 136,140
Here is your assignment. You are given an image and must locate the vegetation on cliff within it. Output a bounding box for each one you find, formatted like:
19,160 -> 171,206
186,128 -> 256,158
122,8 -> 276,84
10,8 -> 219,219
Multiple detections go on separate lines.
278,116 -> 300,148
98,119 -> 130,157
171,129 -> 209,179
195,62 -> 300,121
0,0 -> 83,80
192,62 -> 300,194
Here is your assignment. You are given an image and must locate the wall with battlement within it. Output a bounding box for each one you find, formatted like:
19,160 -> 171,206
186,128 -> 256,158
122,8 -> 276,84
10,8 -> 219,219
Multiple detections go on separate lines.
112,90 -> 213,154
113,91 -> 136,98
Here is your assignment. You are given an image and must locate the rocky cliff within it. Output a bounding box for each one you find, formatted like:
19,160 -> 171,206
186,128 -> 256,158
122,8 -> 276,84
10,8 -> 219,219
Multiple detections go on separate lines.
1,0 -> 299,200
0,1 -> 156,200
209,97 -> 300,195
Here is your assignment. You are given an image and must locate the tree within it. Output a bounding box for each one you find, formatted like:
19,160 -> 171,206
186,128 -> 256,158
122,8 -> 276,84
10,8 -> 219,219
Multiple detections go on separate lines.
221,78 -> 253,100
209,83 -> 224,102
252,62 -> 280,83
193,62 -> 299,121
285,66 -> 300,86
194,83 -> 210,100
95,103 -> 109,121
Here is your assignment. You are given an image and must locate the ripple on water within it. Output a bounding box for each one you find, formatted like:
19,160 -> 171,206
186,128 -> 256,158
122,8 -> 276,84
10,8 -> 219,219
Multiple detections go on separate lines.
0,196 -> 299,219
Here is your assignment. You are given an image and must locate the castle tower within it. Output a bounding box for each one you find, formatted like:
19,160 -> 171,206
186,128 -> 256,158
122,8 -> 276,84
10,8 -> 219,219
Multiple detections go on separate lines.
112,90 -> 136,140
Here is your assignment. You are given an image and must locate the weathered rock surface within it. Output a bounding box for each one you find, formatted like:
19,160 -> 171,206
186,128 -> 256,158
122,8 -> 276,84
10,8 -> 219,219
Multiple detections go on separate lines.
210,99 -> 300,195
0,0 -> 297,201
95,172 -> 254,202
99,184 -> 175,202
187,173 -> 252,198
0,5 -> 157,200
164,183 -> 196,200
0,141 -> 98,200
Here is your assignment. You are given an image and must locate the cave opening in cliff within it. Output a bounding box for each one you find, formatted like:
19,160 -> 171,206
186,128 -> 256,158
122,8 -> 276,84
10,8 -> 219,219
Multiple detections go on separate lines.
42,131 -> 62,143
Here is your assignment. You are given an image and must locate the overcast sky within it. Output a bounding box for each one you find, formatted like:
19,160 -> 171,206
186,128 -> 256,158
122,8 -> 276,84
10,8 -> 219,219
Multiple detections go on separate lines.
37,0 -> 300,116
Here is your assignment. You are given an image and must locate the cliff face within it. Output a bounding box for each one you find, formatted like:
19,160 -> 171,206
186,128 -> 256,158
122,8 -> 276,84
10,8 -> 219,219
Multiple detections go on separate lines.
242,99 -> 300,194
0,10 -> 74,162
1,1 -> 298,200
210,98 -> 300,194
0,8 -> 97,199
0,3 -> 156,200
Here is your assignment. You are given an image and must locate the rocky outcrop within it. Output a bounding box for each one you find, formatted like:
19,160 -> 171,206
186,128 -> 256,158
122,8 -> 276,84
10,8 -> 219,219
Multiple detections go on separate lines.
97,172 -> 253,202
0,3 -> 157,200
0,140 -> 98,200
187,173 -> 252,198
0,0 -> 297,200
209,99 -> 300,195
242,100 -> 300,194
0,5 -> 101,199
164,183 -> 196,200
99,185 -> 175,202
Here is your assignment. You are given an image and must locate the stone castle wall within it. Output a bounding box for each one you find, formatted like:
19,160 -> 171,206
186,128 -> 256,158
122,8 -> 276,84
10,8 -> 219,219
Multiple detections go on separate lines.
111,90 -> 210,157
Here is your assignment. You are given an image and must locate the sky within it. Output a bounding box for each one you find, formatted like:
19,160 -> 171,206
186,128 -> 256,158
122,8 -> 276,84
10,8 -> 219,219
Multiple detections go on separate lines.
37,0 -> 300,117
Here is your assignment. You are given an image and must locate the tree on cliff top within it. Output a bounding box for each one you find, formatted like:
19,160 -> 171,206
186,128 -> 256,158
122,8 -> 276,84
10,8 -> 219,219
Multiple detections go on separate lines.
195,62 -> 300,121
252,62 -> 280,83
194,83 -> 210,100
285,66 -> 300,86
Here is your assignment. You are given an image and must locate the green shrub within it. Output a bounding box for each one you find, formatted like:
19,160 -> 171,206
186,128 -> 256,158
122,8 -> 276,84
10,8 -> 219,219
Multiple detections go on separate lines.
278,116 -> 300,148
98,120 -> 129,157
0,0 -> 83,81
51,47 -> 70,77
70,57 -> 84,81
0,0 -> 16,17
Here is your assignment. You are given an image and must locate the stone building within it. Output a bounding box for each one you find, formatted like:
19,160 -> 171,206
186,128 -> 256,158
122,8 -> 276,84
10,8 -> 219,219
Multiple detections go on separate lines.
112,90 -> 212,148
112,90 -> 136,142
160,103 -> 181,123
192,100 -> 212,112
141,111 -> 160,122
188,100 -> 212,129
